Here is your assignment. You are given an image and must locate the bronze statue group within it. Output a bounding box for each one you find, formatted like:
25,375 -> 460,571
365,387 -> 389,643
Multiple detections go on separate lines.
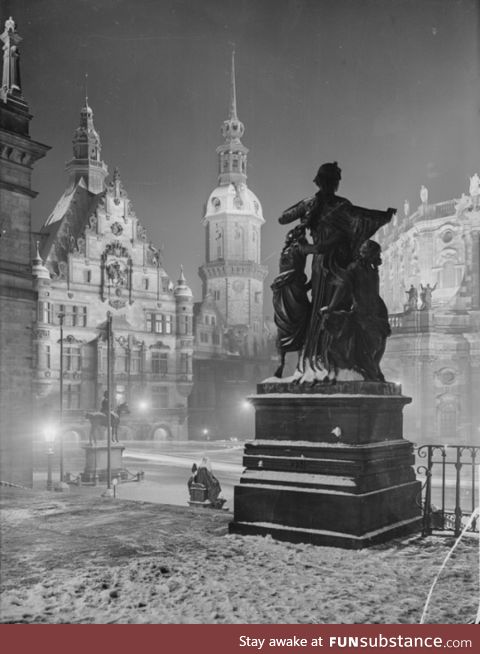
272,162 -> 396,383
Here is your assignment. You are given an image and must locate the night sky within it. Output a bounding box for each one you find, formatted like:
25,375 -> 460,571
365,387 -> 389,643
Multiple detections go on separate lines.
4,0 -> 479,306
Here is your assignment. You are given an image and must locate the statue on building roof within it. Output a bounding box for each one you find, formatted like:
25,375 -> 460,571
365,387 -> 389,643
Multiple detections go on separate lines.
420,185 -> 428,205
1,16 -> 22,98
404,284 -> 418,312
419,283 -> 437,310
469,173 -> 480,209
5,17 -> 15,32
404,199 -> 410,218
276,162 -> 395,383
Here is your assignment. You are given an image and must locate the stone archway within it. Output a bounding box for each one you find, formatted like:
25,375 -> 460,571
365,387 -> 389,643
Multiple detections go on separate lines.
152,424 -> 173,441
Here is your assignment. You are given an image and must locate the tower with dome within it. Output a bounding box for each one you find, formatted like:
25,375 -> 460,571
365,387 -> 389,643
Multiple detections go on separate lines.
198,50 -> 267,345
189,52 -> 273,441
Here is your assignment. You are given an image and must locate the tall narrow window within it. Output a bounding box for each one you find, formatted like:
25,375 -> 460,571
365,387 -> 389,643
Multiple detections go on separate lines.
63,346 -> 81,371
65,384 -> 81,409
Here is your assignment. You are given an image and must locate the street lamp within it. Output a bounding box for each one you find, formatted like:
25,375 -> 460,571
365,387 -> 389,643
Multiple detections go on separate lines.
44,425 -> 56,490
202,428 -> 209,441
57,311 -> 65,482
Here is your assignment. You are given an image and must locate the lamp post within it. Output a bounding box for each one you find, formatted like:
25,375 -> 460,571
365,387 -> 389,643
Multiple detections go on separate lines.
106,311 -> 113,491
57,311 -> 65,482
44,426 -> 55,490
202,428 -> 209,441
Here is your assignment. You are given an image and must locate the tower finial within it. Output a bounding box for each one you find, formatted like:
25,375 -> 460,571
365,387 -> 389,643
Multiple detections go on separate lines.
84,72 -> 88,107
229,46 -> 237,121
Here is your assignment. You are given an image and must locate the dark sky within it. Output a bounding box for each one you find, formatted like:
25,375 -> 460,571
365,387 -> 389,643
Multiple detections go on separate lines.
5,0 -> 479,306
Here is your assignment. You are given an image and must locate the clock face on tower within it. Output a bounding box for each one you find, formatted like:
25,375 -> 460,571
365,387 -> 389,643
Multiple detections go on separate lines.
232,279 -> 245,293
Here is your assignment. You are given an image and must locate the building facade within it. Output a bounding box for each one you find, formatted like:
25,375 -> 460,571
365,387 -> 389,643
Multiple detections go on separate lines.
35,99 -> 194,441
188,53 -> 273,441
378,186 -> 480,445
0,18 -> 49,485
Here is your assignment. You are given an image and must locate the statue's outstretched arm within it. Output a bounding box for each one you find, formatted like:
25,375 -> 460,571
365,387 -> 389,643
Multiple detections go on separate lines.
278,198 -> 311,225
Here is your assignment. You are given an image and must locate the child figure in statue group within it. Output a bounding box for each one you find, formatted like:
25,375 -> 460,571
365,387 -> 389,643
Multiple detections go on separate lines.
321,239 -> 391,382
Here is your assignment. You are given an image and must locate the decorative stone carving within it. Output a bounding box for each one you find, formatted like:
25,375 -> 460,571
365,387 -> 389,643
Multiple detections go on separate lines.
33,329 -> 50,340
111,221 -> 123,236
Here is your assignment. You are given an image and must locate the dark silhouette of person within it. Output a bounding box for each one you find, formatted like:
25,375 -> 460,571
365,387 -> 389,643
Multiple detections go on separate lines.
100,391 -> 109,415
194,457 -> 223,508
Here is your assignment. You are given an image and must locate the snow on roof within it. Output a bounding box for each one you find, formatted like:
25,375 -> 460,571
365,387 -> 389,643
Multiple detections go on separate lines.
43,185 -> 78,227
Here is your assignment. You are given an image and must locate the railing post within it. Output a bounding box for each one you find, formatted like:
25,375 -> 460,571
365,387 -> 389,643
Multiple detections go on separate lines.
471,449 -> 477,533
454,447 -> 463,537
422,446 -> 433,536
441,446 -> 447,530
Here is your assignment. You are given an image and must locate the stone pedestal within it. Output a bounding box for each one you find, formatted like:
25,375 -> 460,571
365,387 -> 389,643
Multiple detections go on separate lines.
81,444 -> 126,483
229,381 -> 422,548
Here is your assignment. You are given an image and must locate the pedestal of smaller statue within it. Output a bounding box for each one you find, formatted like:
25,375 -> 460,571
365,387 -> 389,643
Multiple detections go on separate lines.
229,380 -> 422,548
81,443 -> 126,483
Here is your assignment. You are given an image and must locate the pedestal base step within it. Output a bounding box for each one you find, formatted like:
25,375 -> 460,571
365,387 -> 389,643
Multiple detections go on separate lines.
80,468 -> 128,484
229,516 -> 422,549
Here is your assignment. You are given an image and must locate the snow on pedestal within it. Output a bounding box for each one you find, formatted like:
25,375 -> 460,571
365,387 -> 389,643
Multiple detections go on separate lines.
229,380 -> 422,548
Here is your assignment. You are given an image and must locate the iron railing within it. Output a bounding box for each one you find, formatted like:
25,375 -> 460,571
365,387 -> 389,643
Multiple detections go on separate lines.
416,444 -> 479,536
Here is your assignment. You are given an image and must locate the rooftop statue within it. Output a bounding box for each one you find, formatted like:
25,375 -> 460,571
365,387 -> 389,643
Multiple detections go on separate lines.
420,185 -> 428,205
276,162 -> 395,383
469,173 -> 480,197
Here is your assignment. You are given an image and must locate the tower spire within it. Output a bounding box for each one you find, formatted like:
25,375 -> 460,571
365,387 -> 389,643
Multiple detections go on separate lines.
217,49 -> 248,186
84,72 -> 89,108
65,84 -> 108,194
229,48 -> 237,121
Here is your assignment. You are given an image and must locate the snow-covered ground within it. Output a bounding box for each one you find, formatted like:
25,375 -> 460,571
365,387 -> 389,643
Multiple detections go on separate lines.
1,488 -> 478,624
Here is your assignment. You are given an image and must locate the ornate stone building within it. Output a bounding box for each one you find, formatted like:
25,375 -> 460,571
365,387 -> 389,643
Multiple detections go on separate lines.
378,185 -> 480,445
0,18 -> 49,485
188,53 -> 273,441
34,98 -> 194,441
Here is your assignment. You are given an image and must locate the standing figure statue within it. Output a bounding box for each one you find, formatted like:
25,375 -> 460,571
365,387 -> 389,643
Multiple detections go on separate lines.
271,224 -> 311,378
420,185 -> 429,205
469,173 -> 480,209
404,284 -> 418,312
321,241 -> 391,382
419,282 -> 437,310
278,162 -> 394,382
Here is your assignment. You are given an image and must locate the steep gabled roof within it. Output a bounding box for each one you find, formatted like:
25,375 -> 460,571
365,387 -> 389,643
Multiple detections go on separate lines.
39,180 -> 102,266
